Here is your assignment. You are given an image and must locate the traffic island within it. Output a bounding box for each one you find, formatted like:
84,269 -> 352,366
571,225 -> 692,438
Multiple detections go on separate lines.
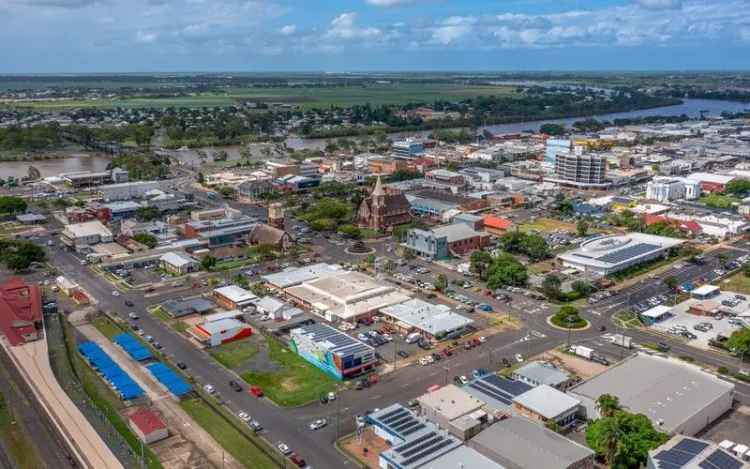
345,241 -> 375,255
546,305 -> 591,331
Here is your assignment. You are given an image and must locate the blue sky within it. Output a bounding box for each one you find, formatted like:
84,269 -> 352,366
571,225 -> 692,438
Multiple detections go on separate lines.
1,0 -> 750,73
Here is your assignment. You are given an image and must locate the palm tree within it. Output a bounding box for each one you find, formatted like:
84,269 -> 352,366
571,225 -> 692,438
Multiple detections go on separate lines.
598,417 -> 625,465
596,394 -> 621,418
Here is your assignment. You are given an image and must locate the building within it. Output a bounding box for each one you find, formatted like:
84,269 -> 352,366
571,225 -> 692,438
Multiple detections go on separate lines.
367,157 -> 412,175
367,404 -> 427,445
188,318 -> 252,347
61,220 -> 114,252
424,169 -> 466,193
183,217 -> 257,248
545,138 -> 572,165
511,361 -> 574,391
254,296 -> 303,321
267,203 -> 285,229
453,213 -> 484,231
379,299 -> 473,340
159,252 -> 199,276
289,323 -> 376,380
511,384 -> 581,428
417,385 -> 487,440
550,153 -> 608,188
99,180 -> 161,201
285,271 -> 410,322
248,224 -> 293,251
190,208 -> 228,222
646,177 -> 701,202
0,278 -> 43,346
640,304 -> 673,325
686,172 -> 735,193
128,408 -> 168,444
569,353 -> 734,435
647,435 -> 749,469
468,417 -> 595,469
403,223 -> 489,259
63,167 -> 128,188
161,298 -> 215,318
212,285 -> 257,310
380,425 -> 461,469
463,374 -> 533,412
357,177 -> 412,232
262,263 -> 342,290
483,215 -> 513,236
392,138 -> 425,158
692,285 -> 721,300
557,233 -> 685,277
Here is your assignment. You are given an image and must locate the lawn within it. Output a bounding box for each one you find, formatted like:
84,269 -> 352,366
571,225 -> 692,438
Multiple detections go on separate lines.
518,218 -> 578,234
241,337 -> 338,407
0,392 -> 44,469
91,315 -> 123,339
209,338 -> 259,370
721,272 -> 750,294
179,398 -> 279,469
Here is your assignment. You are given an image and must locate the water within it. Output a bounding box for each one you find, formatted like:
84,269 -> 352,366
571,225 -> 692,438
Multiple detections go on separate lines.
0,153 -> 112,179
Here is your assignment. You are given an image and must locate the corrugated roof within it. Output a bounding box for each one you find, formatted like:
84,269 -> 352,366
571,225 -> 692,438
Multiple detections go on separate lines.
512,385 -> 580,419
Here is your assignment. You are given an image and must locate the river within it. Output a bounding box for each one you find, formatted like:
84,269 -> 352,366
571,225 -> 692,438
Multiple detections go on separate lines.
1,98 -> 748,177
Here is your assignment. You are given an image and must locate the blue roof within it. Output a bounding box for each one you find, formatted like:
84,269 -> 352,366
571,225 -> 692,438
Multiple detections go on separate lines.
113,333 -> 153,361
146,362 -> 192,397
78,341 -> 144,400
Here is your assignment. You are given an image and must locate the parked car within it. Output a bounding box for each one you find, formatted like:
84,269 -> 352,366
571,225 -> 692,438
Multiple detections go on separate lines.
176,362 -> 187,370
124,300 -> 134,307
309,418 -> 328,431
277,443 -> 292,455
237,411 -> 251,422
153,342 -> 162,350
229,380 -> 243,392
515,353 -> 524,363
250,385 -> 264,397
203,384 -> 216,394
289,454 -> 306,467
397,350 -> 409,359
128,312 -> 139,320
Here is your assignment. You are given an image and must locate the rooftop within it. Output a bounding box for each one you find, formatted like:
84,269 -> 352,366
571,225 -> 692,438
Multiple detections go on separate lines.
160,251 -> 196,268
484,215 -> 513,230
290,323 -> 373,357
262,263 -> 341,288
417,384 -> 485,421
464,374 -> 533,411
692,285 -> 720,296
557,233 -> 684,270
430,223 -> 485,243
380,298 -> 473,336
129,408 -> 167,435
425,446 -> 505,469
0,278 -> 42,346
512,361 -> 571,387
512,385 -> 580,420
650,435 -> 748,469
213,285 -> 257,304
569,353 -> 734,434
63,220 -> 112,238
197,318 -> 247,335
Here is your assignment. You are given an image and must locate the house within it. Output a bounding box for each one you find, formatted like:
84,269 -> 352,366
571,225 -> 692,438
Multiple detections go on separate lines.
248,224 -> 293,251
0,278 -> 43,346
159,252 -> 199,276
188,318 -> 252,347
483,215 -> 513,235
128,408 -> 168,444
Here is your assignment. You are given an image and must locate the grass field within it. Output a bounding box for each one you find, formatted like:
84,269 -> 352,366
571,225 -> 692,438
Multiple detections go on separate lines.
518,218 -> 578,234
241,337 -> 337,407
10,83 -> 517,111
91,315 -> 123,339
0,392 -> 44,469
179,398 -> 278,469
721,272 -> 750,294
209,338 -> 259,370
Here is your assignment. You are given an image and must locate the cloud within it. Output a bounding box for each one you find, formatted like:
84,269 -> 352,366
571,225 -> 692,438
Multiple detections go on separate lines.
279,24 -> 296,35
326,12 -> 382,40
636,0 -> 682,9
5,0 -> 100,6
365,0 -> 414,6
135,30 -> 157,43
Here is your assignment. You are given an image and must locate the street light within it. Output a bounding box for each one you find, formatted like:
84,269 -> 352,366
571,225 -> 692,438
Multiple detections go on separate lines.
566,315 -> 577,348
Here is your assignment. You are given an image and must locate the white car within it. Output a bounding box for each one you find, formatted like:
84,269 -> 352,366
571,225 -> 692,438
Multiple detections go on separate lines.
128,312 -> 139,320
459,376 -> 469,385
327,392 -> 336,401
238,411 -> 251,422
203,384 -> 216,394
309,418 -> 328,430
111,290 -> 120,297
515,353 -> 524,363
277,443 -> 292,455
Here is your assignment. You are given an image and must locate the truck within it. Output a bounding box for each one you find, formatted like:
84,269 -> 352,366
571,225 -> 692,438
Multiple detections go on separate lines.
569,345 -> 594,360
610,334 -> 632,349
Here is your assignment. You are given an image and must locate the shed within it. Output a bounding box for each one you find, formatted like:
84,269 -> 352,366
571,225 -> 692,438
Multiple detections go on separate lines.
128,408 -> 168,444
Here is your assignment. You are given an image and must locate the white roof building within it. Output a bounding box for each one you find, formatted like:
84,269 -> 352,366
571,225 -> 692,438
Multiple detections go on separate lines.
379,299 -> 473,338
213,285 -> 257,308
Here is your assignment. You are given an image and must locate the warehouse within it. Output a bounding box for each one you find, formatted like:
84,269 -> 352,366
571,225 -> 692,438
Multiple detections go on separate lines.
262,263 -> 342,289
289,323 -> 376,380
213,285 -> 257,310
557,233 -> 684,277
60,220 -> 114,252
188,318 -> 252,347
569,353 -> 734,435
379,299 -> 473,340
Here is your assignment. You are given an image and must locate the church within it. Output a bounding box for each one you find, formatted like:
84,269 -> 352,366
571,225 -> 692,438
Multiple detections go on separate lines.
357,176 -> 412,232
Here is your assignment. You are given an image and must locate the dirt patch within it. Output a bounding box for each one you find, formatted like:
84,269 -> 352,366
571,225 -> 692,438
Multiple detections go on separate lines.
543,349 -> 608,380
340,427 -> 391,469
236,336 -> 281,375
151,434 -> 213,469
279,377 -> 300,392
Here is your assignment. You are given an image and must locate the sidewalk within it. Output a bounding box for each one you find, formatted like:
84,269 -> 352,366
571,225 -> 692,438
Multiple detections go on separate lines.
76,323 -> 242,469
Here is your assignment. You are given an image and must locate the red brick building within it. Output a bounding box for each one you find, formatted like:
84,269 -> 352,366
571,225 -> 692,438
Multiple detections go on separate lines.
0,278 -> 43,346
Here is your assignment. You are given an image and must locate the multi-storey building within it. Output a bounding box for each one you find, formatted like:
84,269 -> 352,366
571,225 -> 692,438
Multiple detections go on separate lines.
646,177 -> 701,202
551,153 -> 608,188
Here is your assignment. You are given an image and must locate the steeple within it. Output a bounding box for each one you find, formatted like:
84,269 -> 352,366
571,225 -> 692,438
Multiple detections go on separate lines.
372,175 -> 385,197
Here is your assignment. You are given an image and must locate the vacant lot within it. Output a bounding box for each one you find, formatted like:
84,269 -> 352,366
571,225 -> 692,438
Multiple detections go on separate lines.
721,272 -> 750,294
518,218 -> 578,234
240,336 -> 338,407
209,337 -> 260,370
14,83 -> 517,111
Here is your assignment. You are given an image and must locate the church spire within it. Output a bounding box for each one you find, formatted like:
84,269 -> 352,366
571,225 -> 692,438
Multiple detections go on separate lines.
372,175 -> 385,197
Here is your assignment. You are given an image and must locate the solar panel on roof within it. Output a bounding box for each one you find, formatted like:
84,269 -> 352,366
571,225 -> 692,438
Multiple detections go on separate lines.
394,432 -> 436,453
656,449 -> 695,467
380,408 -> 408,423
656,461 -> 683,469
674,439 -> 709,456
699,450 -> 743,469
469,381 -> 513,405
596,243 -> 660,264
401,438 -> 456,467
400,423 -> 426,436
399,435 -> 444,459
481,374 -> 532,395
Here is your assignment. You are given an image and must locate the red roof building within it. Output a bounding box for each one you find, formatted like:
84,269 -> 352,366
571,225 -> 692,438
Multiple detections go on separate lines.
483,215 -> 513,236
643,214 -> 702,236
128,408 -> 168,444
0,278 -> 43,346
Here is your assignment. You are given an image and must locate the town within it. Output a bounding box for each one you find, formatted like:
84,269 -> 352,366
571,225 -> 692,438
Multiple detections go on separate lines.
0,99 -> 750,469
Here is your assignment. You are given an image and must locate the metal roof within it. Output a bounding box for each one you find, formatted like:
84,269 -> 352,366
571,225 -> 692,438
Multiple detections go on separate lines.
430,223 -> 484,243
512,361 -> 571,387
650,436 -> 748,469
290,323 -> 373,357
511,385 -> 580,420
262,263 -> 341,288
367,404 -> 430,440
380,298 -> 473,336
465,374 -> 533,410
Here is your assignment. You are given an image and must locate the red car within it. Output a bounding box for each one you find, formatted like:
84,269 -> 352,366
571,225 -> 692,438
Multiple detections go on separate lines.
289,454 -> 306,467
250,385 -> 264,397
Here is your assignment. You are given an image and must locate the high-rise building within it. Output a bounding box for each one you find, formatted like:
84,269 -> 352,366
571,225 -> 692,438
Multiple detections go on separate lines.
552,153 -> 608,188
391,138 -> 424,158
646,177 -> 701,202
544,138 -> 572,165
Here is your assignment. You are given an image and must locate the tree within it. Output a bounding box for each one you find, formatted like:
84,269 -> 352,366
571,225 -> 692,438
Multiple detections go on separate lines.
576,219 -> 590,237
542,274 -> 562,300
663,276 -> 679,292
596,394 -> 621,418
486,253 -> 528,289
0,196 -> 27,215
470,250 -> 494,280
0,240 -> 45,271
540,123 -> 566,136
557,199 -> 574,217
136,206 -> 160,221
571,280 -> 595,297
726,178 -> 750,196
133,233 -> 158,249
337,224 -> 362,239
201,255 -> 217,271
586,411 -> 669,469
435,273 -> 448,293
213,150 -> 228,162
726,328 -> 750,360
717,253 -> 729,269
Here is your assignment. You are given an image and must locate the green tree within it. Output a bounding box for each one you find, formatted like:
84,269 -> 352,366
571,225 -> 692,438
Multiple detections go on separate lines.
596,394 -> 622,418
726,178 -> 750,196
540,123 -> 566,136
557,199 -> 574,217
542,274 -> 562,300
717,253 -> 729,269
470,250 -> 494,280
726,328 -> 750,359
136,206 -> 160,221
435,273 -> 448,293
576,219 -> 590,237
338,224 -> 362,239
663,276 -> 679,292
133,233 -> 158,249
486,253 -> 528,289
571,280 -> 595,297
201,255 -> 217,272
586,411 -> 669,469
0,196 -> 27,215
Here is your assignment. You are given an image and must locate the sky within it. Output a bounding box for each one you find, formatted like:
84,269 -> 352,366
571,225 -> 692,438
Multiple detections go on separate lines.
2,0 -> 750,73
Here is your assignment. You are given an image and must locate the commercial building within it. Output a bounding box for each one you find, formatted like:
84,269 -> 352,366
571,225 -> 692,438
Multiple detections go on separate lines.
99,180 -> 161,201
569,353 -> 734,435
646,177 -> 701,202
640,304 -> 673,325
380,425 -> 461,469
159,252 -> 199,276
468,417 -> 595,469
417,385 -> 488,440
63,167 -> 128,188
61,220 -> 114,252
285,271 -> 410,322
648,435 -> 749,469
549,153 -> 608,188
128,408 -> 168,444
511,361 -> 574,391
544,138 -> 572,165
161,298 -> 215,318
424,169 -> 466,193
483,215 -> 513,236
0,278 -> 43,346
403,223 -> 489,259
188,318 -> 252,347
379,299 -> 473,340
686,172 -> 735,193
511,384 -> 581,428
464,374 -> 532,412
262,263 -> 342,290
254,296 -> 303,321
289,323 -> 376,380
557,233 -> 685,277
392,138 -> 425,158
213,285 -> 257,310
